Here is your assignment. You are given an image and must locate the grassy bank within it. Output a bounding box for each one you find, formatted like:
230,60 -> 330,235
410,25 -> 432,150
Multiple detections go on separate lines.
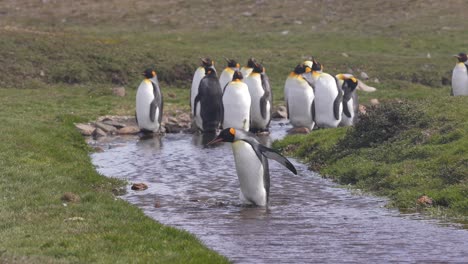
1,0 -> 467,262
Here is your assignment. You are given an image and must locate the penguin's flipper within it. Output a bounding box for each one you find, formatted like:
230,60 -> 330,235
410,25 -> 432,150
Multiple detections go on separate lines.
333,77 -> 343,121
258,145 -> 297,175
149,100 -> 157,123
158,97 -> 164,124
311,99 -> 316,122
260,96 -> 268,119
343,102 -> 352,118
193,94 -> 200,117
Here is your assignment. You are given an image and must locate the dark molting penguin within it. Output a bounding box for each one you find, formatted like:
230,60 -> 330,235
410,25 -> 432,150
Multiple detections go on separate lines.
208,127 -> 297,206
240,57 -> 257,79
451,52 -> 468,96
191,58 -> 215,112
219,58 -> 240,92
135,69 -> 163,133
193,65 -> 222,133
244,61 -> 272,133
336,74 -> 359,126
284,64 -> 315,130
222,71 -> 251,131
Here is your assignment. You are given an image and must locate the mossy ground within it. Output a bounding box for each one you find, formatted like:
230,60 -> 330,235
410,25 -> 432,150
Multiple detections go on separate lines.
0,0 -> 467,262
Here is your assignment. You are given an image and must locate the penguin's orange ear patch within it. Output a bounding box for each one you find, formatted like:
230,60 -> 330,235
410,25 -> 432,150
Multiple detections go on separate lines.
152,71 -> 156,77
229,128 -> 236,136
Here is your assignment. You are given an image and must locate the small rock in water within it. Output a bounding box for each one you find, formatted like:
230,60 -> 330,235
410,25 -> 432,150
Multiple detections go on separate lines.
61,192 -> 80,203
74,123 -> 95,136
288,127 -> 310,134
154,200 -> 161,208
131,183 -> 148,191
117,126 -> 140,135
92,128 -> 107,139
95,122 -> 117,133
102,119 -> 126,129
272,105 -> 288,119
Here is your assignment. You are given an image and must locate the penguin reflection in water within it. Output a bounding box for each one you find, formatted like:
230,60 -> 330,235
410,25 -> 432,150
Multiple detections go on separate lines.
208,128 -> 297,206
135,69 -> 163,134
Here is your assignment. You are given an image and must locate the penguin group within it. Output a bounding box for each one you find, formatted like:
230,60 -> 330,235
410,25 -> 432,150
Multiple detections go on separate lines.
284,57 -> 359,132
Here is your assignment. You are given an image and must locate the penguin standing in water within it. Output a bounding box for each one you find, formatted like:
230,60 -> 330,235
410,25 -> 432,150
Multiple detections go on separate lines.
310,58 -> 343,128
336,74 -> 359,127
284,64 -> 315,130
240,57 -> 257,79
244,61 -> 272,132
191,58 -> 215,113
208,127 -> 297,206
222,71 -> 251,131
135,69 -> 163,133
451,53 -> 468,96
193,65 -> 223,133
219,58 -> 240,92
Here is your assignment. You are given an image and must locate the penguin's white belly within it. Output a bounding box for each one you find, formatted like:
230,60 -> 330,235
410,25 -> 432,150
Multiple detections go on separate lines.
245,75 -> 270,129
223,83 -> 251,131
219,69 -> 234,92
191,67 -> 205,110
452,64 -> 468,96
340,98 -> 355,127
314,75 -> 342,128
136,81 -> 159,131
232,141 -> 266,206
286,78 -> 315,130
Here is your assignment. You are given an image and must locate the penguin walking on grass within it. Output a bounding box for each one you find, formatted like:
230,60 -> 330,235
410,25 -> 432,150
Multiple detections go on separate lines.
135,69 -> 163,133
193,65 -> 222,133
219,58 -> 240,92
191,58 -> 215,113
451,52 -> 468,96
208,127 -> 297,206
310,58 -> 343,128
244,61 -> 272,133
284,64 -> 315,130
336,74 -> 359,127
222,71 -> 251,131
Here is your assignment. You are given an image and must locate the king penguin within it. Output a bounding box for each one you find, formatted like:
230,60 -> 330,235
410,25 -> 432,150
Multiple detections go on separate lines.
193,65 -> 223,133
336,74 -> 359,127
240,57 -> 257,79
135,69 -> 163,133
191,58 -> 215,114
208,127 -> 297,206
244,61 -> 272,132
284,64 -> 315,130
310,58 -> 343,128
219,58 -> 240,92
222,71 -> 251,131
451,52 -> 468,96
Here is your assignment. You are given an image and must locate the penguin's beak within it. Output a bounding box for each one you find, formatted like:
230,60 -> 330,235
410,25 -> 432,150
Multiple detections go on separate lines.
453,55 -> 461,58
207,136 -> 224,145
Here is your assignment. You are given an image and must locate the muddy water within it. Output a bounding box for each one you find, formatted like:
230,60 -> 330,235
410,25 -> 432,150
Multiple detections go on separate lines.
90,121 -> 468,263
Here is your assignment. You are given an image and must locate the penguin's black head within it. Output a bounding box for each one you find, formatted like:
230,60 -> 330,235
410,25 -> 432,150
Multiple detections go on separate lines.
252,62 -> 264,73
207,128 -> 236,145
200,57 -> 214,67
455,53 -> 468,62
247,57 -> 257,68
204,66 -> 216,76
225,58 -> 239,68
293,64 -> 306,74
232,70 -> 243,81
143,68 -> 156,79
311,58 -> 322,72
344,77 -> 358,91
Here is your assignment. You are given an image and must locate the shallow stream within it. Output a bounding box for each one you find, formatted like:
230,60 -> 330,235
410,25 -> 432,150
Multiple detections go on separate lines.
90,120 -> 468,263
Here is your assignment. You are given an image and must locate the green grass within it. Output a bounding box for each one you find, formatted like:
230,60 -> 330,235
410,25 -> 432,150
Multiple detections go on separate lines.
1,0 -> 468,262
